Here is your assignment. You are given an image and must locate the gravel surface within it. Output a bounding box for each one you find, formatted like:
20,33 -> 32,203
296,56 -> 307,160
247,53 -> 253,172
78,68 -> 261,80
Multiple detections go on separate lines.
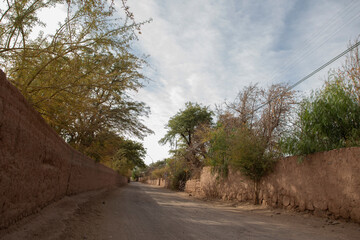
1,182 -> 360,240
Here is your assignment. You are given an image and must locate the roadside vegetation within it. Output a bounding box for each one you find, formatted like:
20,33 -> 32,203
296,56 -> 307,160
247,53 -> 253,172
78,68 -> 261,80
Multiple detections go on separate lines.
281,45 -> 360,156
145,42 -> 360,203
0,0 -> 151,176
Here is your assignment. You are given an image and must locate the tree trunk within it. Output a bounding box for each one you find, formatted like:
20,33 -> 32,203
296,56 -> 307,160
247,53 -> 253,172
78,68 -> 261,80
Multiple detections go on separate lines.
253,180 -> 260,205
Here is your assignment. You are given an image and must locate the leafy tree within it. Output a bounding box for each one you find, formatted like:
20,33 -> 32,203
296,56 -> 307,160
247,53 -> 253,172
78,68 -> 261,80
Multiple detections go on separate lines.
281,41 -> 360,156
0,0 -> 153,160
112,139 -> 146,177
165,156 -> 189,190
206,84 -> 294,204
229,127 -> 277,204
159,102 -> 213,171
150,167 -> 166,179
281,80 -> 360,156
131,166 -> 145,181
82,130 -> 124,163
159,102 -> 213,147
205,124 -> 231,178
144,157 -> 189,190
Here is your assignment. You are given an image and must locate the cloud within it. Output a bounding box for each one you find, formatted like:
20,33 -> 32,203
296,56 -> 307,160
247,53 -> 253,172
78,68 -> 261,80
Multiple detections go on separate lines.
126,0 -> 360,164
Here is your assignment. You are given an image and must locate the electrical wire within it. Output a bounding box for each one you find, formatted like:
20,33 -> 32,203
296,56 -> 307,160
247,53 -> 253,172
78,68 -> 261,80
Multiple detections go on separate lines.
263,0 -> 360,85
253,40 -> 360,112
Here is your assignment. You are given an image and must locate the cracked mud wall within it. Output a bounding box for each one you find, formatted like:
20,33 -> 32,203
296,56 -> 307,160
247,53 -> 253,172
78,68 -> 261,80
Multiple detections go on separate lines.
185,148 -> 360,223
0,70 -> 127,229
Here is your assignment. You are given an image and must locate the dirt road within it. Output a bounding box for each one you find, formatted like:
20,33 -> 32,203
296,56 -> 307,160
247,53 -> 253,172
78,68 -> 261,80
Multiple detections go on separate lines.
2,182 -> 359,240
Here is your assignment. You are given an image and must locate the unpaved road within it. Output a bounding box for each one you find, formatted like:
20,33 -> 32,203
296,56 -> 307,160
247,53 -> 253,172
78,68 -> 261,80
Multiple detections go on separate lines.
2,182 -> 360,240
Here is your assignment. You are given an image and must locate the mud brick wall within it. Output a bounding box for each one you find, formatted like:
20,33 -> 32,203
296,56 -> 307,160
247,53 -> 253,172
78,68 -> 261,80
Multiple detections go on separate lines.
0,70 -> 127,229
185,148 -> 360,223
143,178 -> 167,187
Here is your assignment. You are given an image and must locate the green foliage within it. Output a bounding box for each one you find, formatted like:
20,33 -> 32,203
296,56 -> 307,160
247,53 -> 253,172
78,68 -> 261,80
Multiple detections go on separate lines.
166,157 -> 189,190
148,159 -> 167,169
206,124 -> 277,181
229,127 -> 277,183
159,102 -> 213,147
151,167 -> 166,179
205,84 -> 293,204
82,130 -> 123,163
205,125 -> 231,178
111,140 -> 146,177
159,102 -> 213,173
281,79 -> 360,156
131,166 -> 144,181
0,0 -> 153,162
143,157 -> 189,191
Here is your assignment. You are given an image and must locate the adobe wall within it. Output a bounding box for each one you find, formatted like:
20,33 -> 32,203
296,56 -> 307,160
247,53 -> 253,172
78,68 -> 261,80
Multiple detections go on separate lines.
185,148 -> 360,223
143,178 -> 167,187
0,70 -> 127,229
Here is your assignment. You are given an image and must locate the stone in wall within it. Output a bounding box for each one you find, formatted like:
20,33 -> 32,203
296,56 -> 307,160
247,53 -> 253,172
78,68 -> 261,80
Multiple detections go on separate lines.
185,147 -> 360,223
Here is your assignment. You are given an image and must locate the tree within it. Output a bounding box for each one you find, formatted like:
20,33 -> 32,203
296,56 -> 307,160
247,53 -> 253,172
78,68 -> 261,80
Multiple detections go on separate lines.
281,80 -> 360,156
229,127 -> 276,204
0,0 -> 153,159
112,139 -> 146,177
159,102 -> 213,171
205,124 -> 231,178
281,41 -> 360,157
82,130 -> 124,163
337,40 -> 360,102
165,156 -> 189,190
206,83 -> 295,204
131,166 -> 145,182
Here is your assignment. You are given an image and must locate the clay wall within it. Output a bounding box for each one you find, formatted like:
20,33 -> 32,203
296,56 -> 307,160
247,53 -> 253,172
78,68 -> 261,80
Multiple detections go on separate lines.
143,178 -> 167,187
0,70 -> 127,229
185,147 -> 360,223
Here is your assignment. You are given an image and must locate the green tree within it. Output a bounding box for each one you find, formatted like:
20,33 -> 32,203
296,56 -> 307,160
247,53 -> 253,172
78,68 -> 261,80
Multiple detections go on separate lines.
159,102 -> 213,147
82,130 -> 124,163
281,80 -> 360,156
229,127 -> 276,204
0,0 -> 153,160
205,124 -> 231,178
165,156 -> 189,190
159,102 -> 213,171
131,166 -> 145,181
112,139 -> 146,177
206,84 -> 294,204
282,41 -> 360,156
144,157 -> 189,190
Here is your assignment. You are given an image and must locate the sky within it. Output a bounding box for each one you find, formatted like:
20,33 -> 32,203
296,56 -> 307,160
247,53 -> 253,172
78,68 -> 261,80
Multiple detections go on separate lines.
124,0 -> 360,165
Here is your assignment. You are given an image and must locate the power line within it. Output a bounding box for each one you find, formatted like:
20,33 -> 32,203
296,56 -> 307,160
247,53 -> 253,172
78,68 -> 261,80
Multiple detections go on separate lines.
262,0 -> 360,87
253,40 -> 360,112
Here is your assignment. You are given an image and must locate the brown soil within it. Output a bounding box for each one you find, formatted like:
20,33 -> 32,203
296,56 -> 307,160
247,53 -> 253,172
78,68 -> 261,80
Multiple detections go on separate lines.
1,183 -> 359,240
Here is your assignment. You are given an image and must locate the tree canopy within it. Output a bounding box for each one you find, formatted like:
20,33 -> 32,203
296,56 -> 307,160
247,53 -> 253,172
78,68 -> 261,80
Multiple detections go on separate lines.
281,42 -> 360,157
281,79 -> 360,156
159,102 -> 213,147
0,0 -> 153,165
112,139 -> 147,177
159,102 -> 213,173
206,83 -> 294,204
